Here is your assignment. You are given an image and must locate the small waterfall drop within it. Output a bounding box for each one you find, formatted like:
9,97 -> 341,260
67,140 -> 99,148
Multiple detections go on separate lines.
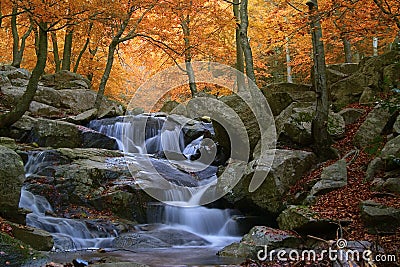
21,153 -> 116,251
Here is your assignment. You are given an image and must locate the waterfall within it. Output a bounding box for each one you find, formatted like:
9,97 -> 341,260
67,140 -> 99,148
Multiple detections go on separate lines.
19,114 -> 240,252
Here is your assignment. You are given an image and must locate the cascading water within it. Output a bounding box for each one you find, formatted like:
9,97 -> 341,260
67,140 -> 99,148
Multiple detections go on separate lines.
90,114 -> 241,247
19,114 -> 240,255
20,152 -> 117,251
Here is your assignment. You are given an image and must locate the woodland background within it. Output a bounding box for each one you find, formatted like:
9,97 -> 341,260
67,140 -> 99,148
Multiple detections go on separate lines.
0,0 -> 399,105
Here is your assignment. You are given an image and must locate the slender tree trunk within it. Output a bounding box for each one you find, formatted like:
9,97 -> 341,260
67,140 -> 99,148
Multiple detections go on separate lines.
32,19 -> 39,56
233,0 -> 245,91
285,37 -> 293,83
181,13 -> 197,97
62,28 -> 73,71
94,40 -> 117,109
307,0 -> 334,161
0,23 -> 48,128
343,37 -> 352,63
87,46 -> 97,82
51,32 -> 61,72
11,6 -> 19,67
373,37 -> 378,56
74,23 -> 92,73
239,0 -> 256,84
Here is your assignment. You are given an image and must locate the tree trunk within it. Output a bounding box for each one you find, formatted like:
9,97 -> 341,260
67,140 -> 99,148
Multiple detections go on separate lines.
239,0 -> 256,84
94,40 -> 117,109
373,37 -> 378,56
307,0 -> 335,161
0,23 -> 48,128
181,14 -> 197,97
62,28 -> 73,71
11,6 -> 19,67
51,32 -> 61,72
343,37 -> 352,63
233,0 -> 245,91
285,36 -> 293,83
74,23 -> 92,73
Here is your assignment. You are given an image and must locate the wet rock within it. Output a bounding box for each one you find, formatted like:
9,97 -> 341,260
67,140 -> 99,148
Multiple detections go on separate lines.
310,159 -> 347,196
159,100 -> 179,113
0,232 -> 46,267
29,119 -> 82,148
113,228 -> 209,249
8,222 -> 54,251
0,146 -> 25,221
218,226 -> 301,258
0,137 -> 17,150
360,200 -> 400,234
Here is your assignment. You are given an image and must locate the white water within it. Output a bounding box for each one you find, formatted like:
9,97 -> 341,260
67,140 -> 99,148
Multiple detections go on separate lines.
20,114 -> 241,251
19,189 -> 115,251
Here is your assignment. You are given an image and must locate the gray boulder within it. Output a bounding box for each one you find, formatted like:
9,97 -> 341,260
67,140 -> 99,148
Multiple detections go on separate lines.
218,226 -> 301,258
29,119 -> 82,148
276,104 -> 345,145
9,222 -> 53,251
310,159 -> 347,196
353,105 -> 393,149
0,146 -> 25,220
0,137 -> 17,150
380,135 -> 400,170
40,70 -> 90,90
277,205 -> 337,238
29,101 -> 61,117
224,149 -> 316,214
261,83 -> 315,103
338,108 -> 366,125
262,91 -> 293,116
9,115 -> 37,142
382,178 -> 400,193
394,114 -> 400,135
360,200 -> 400,233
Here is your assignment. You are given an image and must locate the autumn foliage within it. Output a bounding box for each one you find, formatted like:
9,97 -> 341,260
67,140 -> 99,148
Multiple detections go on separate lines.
0,0 -> 398,102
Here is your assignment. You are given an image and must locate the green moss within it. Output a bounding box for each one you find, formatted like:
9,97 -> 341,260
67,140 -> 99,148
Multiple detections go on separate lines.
0,232 -> 47,267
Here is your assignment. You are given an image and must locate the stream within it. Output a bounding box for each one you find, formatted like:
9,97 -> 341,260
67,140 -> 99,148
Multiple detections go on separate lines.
18,114 -> 243,266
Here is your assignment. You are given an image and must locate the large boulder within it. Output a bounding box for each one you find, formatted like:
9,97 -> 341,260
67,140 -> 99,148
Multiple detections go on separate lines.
9,115 -> 37,142
261,83 -> 315,103
218,226 -> 301,258
40,70 -> 90,90
28,101 -> 61,117
338,108 -> 366,125
262,91 -> 293,116
0,146 -> 25,220
380,135 -> 400,170
277,205 -> 337,238
331,51 -> 400,109
186,93 -> 264,160
360,200 -> 400,234
0,232 -> 45,266
276,103 -> 345,145
224,149 -> 316,214
29,119 -> 82,148
309,159 -> 347,196
353,105 -> 393,149
8,222 -> 53,251
113,228 -> 209,249
23,148 -> 151,222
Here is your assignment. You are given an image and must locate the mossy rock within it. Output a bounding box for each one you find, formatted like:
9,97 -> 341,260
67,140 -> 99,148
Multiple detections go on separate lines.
0,232 -> 47,267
